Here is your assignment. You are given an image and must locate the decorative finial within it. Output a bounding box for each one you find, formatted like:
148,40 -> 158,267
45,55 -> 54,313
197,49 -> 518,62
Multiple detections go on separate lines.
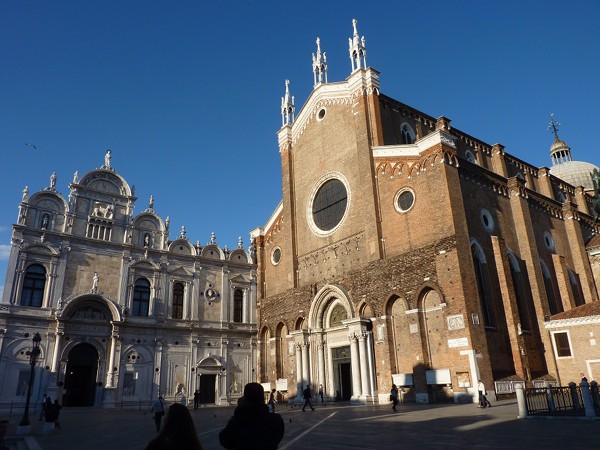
22,186 -> 29,202
73,170 -> 79,184
149,195 -> 154,210
50,172 -> 57,189
348,18 -> 367,72
210,231 -> 216,244
237,236 -> 243,249
548,113 -> 561,140
312,37 -> 328,86
180,226 -> 186,238
281,80 -> 295,127
165,216 -> 170,229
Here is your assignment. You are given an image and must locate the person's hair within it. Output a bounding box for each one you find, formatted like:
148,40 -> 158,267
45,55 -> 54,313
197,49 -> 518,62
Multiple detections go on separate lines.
243,382 -> 265,405
153,403 -> 203,449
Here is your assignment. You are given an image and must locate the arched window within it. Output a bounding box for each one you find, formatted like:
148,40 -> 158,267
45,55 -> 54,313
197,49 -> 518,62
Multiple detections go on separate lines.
20,264 -> 46,307
508,252 -> 532,332
233,289 -> 243,323
541,261 -> 562,315
471,243 -> 493,326
172,282 -> 184,319
567,269 -> 585,307
132,278 -> 151,316
400,123 -> 415,145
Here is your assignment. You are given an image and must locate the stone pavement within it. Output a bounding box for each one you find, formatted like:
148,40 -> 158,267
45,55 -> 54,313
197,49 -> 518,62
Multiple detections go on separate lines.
2,399 -> 598,449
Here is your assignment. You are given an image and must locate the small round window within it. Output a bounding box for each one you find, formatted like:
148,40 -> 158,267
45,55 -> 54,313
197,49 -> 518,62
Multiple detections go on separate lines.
271,247 -> 282,265
317,108 -> 326,121
395,188 -> 415,213
480,209 -> 494,231
312,179 -> 348,232
544,232 -> 555,251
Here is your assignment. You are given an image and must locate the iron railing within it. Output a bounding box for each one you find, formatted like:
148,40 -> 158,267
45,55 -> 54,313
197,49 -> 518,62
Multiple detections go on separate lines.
525,385 -> 585,417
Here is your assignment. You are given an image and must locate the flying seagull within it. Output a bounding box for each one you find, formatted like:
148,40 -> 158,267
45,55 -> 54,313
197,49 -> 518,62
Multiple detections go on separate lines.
24,143 -> 37,150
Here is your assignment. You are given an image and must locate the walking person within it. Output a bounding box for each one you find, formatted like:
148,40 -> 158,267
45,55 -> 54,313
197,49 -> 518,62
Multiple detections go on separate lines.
180,393 -> 187,406
45,399 -> 63,430
150,396 -> 166,431
390,384 -> 399,412
145,403 -> 203,450
268,389 -> 277,413
318,384 -> 324,403
219,382 -> 284,450
193,390 -> 201,410
302,385 -> 315,411
477,380 -> 492,408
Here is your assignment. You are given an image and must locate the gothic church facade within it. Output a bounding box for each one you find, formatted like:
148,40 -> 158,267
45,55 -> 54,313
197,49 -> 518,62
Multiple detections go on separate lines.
251,20 -> 600,404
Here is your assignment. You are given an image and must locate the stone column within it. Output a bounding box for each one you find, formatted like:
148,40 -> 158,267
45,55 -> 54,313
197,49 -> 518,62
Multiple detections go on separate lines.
317,340 -> 326,392
154,339 -> 164,397
301,343 -> 310,389
349,333 -> 362,399
358,333 -> 370,398
107,332 -> 118,387
366,331 -> 375,396
51,331 -> 64,372
295,344 -> 302,398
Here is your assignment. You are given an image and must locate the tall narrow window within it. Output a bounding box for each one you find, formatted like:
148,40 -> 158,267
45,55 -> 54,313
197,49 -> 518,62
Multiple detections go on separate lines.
132,278 -> 151,316
552,332 -> 572,357
508,253 -> 532,332
568,269 -> 585,307
541,261 -> 562,315
172,282 -> 184,319
20,264 -> 46,307
233,289 -> 243,323
472,244 -> 493,327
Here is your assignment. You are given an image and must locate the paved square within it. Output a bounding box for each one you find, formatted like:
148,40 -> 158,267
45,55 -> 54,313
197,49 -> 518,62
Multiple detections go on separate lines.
3,400 -> 598,449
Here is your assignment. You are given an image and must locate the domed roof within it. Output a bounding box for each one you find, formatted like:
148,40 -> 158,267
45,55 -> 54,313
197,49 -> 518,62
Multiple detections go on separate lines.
550,160 -> 600,191
550,138 -> 569,152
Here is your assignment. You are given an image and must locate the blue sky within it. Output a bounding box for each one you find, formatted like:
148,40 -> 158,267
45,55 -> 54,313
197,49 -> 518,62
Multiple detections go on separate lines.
1,1 -> 599,298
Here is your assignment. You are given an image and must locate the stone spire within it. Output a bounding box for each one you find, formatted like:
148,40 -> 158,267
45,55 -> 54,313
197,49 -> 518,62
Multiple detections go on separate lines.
348,19 -> 367,72
237,236 -> 243,249
312,37 -> 328,86
281,79 -> 295,127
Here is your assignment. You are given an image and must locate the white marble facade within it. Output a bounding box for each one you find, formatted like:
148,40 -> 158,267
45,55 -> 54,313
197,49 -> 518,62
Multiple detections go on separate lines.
0,154 -> 257,409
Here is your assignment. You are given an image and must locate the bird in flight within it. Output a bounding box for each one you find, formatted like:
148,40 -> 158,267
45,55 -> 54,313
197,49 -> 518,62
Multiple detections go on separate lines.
24,143 -> 37,150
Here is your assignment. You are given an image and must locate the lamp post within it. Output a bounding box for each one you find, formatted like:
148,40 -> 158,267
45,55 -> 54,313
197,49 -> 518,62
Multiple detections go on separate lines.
19,332 -> 42,427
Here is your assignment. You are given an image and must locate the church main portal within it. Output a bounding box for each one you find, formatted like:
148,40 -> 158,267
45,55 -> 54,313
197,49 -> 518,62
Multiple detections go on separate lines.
63,343 -> 99,407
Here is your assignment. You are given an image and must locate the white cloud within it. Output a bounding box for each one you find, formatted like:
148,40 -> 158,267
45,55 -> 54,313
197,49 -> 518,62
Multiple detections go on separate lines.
0,245 -> 10,261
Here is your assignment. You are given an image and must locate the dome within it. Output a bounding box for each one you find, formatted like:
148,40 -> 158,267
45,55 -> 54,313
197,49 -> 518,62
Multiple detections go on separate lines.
550,160 -> 600,191
550,139 -> 569,152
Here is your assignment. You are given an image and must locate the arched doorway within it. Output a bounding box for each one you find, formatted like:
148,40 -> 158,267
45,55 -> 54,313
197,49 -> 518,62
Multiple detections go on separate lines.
64,343 -> 99,406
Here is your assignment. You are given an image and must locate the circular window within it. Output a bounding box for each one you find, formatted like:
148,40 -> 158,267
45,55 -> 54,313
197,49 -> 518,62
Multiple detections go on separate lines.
543,232 -> 555,251
271,247 -> 282,265
317,108 -> 326,121
394,188 -> 415,213
311,178 -> 348,232
480,209 -> 494,231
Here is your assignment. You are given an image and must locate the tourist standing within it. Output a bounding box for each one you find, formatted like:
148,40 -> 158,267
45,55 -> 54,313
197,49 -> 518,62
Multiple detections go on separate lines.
39,395 -> 49,421
193,390 -> 201,410
150,396 -> 166,431
145,403 -> 203,450
45,399 -> 63,430
318,384 -> 324,403
219,382 -> 284,450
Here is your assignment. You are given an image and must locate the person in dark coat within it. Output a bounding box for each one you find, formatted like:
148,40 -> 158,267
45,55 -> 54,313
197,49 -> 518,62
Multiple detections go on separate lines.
193,390 -> 201,410
219,382 -> 284,450
302,385 -> 314,412
45,399 -> 63,429
145,403 -> 203,450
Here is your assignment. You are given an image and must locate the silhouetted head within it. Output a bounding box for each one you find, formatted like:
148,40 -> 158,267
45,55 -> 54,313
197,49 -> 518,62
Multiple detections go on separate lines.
243,382 -> 265,405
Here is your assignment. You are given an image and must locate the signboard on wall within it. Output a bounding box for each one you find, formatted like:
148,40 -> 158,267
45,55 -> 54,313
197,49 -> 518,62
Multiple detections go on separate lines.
276,378 -> 288,392
392,373 -> 414,386
448,337 -> 469,348
425,369 -> 452,385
